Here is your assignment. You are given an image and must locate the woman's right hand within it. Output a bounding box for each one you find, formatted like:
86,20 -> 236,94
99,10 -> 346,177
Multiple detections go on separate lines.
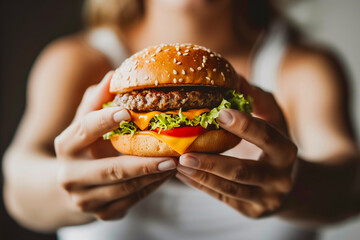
54,72 -> 177,220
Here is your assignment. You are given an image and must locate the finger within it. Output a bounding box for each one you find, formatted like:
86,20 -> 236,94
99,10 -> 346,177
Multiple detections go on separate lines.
92,177 -> 169,220
55,107 -> 130,156
176,173 -> 265,218
71,171 -> 174,212
177,165 -> 266,203
217,109 -> 297,168
58,156 -> 177,190
75,71 -> 115,120
178,153 -> 291,192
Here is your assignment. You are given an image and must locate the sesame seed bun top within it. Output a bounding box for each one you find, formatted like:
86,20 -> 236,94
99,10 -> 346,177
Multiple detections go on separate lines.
110,43 -> 239,93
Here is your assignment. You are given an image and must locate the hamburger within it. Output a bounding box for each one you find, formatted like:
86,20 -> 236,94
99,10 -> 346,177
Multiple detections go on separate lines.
103,43 -> 252,157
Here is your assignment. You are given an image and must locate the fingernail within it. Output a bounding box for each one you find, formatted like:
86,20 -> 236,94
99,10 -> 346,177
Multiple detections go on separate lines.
158,160 -> 176,171
217,110 -> 233,125
113,109 -> 130,122
179,155 -> 199,168
177,165 -> 195,175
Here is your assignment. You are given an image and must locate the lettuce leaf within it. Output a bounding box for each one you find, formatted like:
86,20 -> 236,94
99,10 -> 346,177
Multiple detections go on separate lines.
103,121 -> 138,139
102,90 -> 252,139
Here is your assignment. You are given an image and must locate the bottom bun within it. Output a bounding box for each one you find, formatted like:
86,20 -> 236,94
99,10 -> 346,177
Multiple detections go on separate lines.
110,129 -> 241,157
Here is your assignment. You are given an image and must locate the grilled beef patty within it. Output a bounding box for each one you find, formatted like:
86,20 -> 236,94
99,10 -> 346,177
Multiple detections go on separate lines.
114,87 -> 224,112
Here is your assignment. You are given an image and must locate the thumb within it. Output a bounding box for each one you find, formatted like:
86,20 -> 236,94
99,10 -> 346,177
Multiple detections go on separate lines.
75,71 -> 115,120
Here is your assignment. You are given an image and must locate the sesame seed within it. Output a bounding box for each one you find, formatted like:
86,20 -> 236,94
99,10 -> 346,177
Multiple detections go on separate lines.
176,46 -> 180,51
206,76 -> 211,81
134,60 -> 139,64
164,49 -> 169,52
193,47 -> 199,50
145,60 -> 150,63
180,44 -> 185,47
202,63 -> 205,68
173,70 -> 178,75
186,45 -> 191,49
226,63 -> 229,67
197,67 -> 202,70
134,65 -> 138,70
183,53 -> 189,56
143,54 -> 146,58
151,53 -> 155,57
184,49 -> 190,53
144,76 -> 149,80
179,78 -> 183,82
176,62 -> 182,65
190,67 -> 194,72
156,47 -> 161,53
145,51 -> 149,55
213,68 -> 216,72
173,58 -> 177,63
211,80 -> 215,85
221,72 -> 225,81
210,54 -> 215,57
151,58 -> 156,62
173,78 -> 177,83
155,80 -> 159,86
126,76 -> 130,81
177,52 -> 181,56
181,70 -> 186,75
227,69 -> 230,72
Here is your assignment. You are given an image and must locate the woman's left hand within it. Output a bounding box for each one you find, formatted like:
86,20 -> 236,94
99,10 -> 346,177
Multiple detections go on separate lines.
176,82 -> 298,218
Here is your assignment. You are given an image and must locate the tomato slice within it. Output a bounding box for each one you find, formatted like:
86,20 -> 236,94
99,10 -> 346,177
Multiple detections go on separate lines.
153,126 -> 207,137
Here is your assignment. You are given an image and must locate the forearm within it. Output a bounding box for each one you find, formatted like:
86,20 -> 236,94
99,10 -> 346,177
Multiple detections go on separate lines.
3,146 -> 93,232
278,153 -> 360,227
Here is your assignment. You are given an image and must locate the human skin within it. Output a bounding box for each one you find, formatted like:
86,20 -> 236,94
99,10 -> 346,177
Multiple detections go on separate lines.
3,0 -> 360,232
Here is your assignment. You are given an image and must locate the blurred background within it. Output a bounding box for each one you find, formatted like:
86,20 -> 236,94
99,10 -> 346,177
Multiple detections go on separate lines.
0,0 -> 359,239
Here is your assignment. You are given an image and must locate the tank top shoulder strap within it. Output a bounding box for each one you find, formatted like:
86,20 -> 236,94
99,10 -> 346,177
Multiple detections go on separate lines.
252,21 -> 288,92
87,27 -> 129,68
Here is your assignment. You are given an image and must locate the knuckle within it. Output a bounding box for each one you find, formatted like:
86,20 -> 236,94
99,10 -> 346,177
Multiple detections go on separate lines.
222,183 -> 238,196
74,197 -> 91,212
96,112 -> 110,131
196,171 -> 208,183
246,204 -> 265,219
265,195 -> 282,212
102,162 -> 125,182
58,165 -> 75,192
83,85 -> 96,100
119,181 -> 137,195
279,176 -> 292,193
141,163 -> 152,175
232,164 -> 249,182
261,124 -> 273,146
94,211 -> 113,221
237,115 -> 251,135
201,156 -> 216,171
135,187 -> 149,200
75,120 -> 89,142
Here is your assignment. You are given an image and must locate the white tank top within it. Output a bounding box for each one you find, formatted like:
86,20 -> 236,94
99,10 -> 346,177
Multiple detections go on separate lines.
57,26 -> 317,240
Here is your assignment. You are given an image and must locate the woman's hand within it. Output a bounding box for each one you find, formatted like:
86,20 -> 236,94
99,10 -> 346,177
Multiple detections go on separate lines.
55,72 -> 177,220
176,80 -> 297,218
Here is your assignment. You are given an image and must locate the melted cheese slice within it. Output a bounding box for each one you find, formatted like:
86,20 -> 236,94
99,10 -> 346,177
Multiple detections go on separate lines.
130,109 -> 210,130
138,131 -> 199,154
